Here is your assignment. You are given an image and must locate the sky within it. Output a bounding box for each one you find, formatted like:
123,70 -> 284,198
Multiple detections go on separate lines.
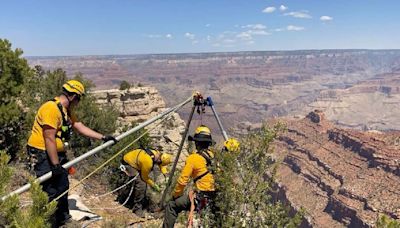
1,0 -> 400,56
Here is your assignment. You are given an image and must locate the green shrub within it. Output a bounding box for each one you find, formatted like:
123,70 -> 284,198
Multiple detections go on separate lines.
376,215 -> 400,228
119,80 -> 131,90
200,123 -> 303,227
0,151 -> 56,227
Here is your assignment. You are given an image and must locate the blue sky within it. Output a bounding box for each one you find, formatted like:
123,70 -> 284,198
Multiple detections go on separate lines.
1,0 -> 399,56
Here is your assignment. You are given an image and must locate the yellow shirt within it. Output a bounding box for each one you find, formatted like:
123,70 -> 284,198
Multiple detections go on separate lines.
173,150 -> 215,198
27,97 -> 76,152
123,149 -> 168,187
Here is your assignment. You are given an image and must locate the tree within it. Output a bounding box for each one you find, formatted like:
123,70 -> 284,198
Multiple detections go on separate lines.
119,80 -> 131,90
0,39 -> 33,158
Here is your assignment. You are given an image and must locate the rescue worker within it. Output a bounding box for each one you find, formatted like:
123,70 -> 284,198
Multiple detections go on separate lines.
163,125 -> 216,228
120,148 -> 172,217
27,80 -> 117,227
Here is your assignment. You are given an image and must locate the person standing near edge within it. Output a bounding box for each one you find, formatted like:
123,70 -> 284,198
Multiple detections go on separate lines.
27,80 -> 117,227
163,125 -> 216,228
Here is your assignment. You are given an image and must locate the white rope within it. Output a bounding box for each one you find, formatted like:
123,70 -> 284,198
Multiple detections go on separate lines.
95,174 -> 139,198
88,172 -> 136,210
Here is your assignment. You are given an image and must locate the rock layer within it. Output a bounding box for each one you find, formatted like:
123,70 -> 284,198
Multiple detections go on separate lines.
271,111 -> 400,227
92,87 -> 189,167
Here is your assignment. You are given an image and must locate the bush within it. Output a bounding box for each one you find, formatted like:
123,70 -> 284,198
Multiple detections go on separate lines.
200,123 -> 303,227
119,80 -> 131,90
0,151 -> 56,227
376,215 -> 400,228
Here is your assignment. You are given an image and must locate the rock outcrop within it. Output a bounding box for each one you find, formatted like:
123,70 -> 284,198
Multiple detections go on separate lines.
91,87 -> 189,166
271,111 -> 400,227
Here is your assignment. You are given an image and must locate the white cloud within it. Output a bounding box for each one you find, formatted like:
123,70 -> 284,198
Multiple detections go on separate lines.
184,32 -> 195,39
287,25 -> 305,31
262,6 -> 276,13
241,24 -> 267,30
248,30 -> 270,35
237,32 -> 253,41
205,24 -> 211,27
206,35 -> 211,41
274,28 -> 285,32
237,29 -> 270,40
166,34 -> 173,39
280,5 -> 288,11
284,11 -> 312,19
145,34 -> 162,38
320,16 -> 333,21
192,40 -> 199,44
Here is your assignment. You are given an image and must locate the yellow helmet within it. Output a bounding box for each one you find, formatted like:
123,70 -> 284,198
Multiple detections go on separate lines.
63,80 -> 85,96
154,152 -> 172,175
224,138 -> 240,152
151,150 -> 172,166
189,125 -> 213,142
160,153 -> 172,166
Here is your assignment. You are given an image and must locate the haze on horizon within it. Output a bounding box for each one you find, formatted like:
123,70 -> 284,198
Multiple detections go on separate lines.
1,0 -> 400,56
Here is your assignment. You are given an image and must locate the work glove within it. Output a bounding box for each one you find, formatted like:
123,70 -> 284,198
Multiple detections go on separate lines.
102,135 -> 118,145
152,184 -> 161,193
51,164 -> 67,177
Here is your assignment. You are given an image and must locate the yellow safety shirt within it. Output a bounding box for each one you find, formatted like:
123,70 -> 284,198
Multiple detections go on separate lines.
27,97 -> 76,152
173,150 -> 215,198
123,149 -> 168,187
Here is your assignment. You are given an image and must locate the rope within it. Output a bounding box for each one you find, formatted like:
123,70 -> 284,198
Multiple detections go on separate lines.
52,108 -> 177,203
88,175 -> 136,210
95,174 -> 139,199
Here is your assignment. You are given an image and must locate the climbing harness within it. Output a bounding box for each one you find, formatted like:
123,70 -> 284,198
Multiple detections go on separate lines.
193,149 -> 213,183
35,99 -> 73,142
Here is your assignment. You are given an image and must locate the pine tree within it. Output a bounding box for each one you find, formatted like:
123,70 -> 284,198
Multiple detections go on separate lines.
0,39 -> 33,158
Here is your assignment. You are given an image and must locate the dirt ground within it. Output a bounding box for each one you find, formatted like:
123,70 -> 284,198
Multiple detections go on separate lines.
67,178 -> 163,228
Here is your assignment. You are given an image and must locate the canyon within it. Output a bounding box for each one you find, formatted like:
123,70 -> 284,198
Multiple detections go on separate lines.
28,50 -> 400,133
271,110 -> 400,227
27,50 -> 400,226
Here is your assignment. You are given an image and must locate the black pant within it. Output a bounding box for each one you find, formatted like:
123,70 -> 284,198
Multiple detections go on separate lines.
131,170 -> 147,212
163,191 -> 216,228
27,147 -> 70,226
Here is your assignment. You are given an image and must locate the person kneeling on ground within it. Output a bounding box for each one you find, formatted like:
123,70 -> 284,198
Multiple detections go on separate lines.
120,148 -> 172,218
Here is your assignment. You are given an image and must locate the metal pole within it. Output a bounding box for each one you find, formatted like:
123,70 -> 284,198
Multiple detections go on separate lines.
1,96 -> 192,201
160,105 -> 196,207
207,97 -> 228,141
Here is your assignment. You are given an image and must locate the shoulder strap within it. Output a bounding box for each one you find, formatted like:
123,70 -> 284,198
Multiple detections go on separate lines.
143,148 -> 155,170
193,170 -> 210,183
144,148 -> 155,157
51,99 -> 69,125
36,99 -> 68,128
193,149 -> 213,183
197,149 -> 212,166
